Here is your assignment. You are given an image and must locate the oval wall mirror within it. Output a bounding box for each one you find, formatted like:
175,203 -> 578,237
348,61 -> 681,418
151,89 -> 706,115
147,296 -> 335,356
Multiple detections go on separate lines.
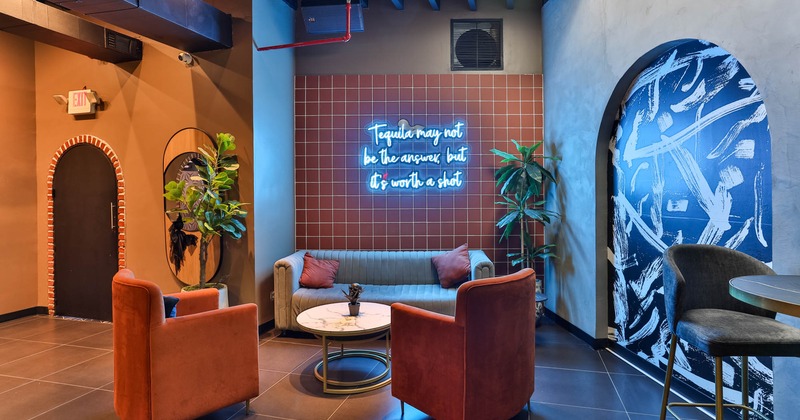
163,127 -> 221,286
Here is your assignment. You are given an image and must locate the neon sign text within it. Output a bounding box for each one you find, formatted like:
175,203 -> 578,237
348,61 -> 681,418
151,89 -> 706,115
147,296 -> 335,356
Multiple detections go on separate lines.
362,119 -> 468,192
366,120 -> 464,147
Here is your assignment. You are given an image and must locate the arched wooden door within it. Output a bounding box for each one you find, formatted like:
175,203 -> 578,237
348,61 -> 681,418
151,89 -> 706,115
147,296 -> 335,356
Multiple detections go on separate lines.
53,143 -> 118,321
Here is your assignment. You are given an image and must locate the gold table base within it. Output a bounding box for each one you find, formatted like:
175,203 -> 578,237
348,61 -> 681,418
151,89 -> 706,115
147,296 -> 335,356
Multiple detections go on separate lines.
316,332 -> 391,394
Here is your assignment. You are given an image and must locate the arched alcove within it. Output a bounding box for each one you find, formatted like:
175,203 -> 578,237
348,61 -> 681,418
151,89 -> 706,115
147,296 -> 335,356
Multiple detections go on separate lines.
603,39 -> 773,415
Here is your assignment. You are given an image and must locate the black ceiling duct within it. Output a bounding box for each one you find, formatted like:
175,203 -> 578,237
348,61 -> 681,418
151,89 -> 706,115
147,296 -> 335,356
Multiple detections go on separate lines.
301,0 -> 366,34
0,0 -> 142,63
451,19 -> 503,71
48,0 -> 232,52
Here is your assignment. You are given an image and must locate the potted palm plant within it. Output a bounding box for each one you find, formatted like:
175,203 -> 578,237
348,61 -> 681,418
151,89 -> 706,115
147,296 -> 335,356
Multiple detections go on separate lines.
492,140 -> 559,323
163,132 -> 248,299
492,139 -> 559,267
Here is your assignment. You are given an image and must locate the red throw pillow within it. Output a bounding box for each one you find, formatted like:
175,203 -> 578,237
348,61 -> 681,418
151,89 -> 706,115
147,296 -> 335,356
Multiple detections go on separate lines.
299,253 -> 339,289
432,244 -> 471,288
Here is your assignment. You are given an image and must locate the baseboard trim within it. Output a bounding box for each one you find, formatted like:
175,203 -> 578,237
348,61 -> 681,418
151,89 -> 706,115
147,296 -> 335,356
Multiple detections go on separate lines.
258,319 -> 275,336
543,308 -> 610,349
0,307 -> 48,323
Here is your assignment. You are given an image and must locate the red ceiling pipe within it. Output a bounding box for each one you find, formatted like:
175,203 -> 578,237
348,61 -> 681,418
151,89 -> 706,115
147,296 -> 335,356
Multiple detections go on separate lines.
256,0 -> 352,51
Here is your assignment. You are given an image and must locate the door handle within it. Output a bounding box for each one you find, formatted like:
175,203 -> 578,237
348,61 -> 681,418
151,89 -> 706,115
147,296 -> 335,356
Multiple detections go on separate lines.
110,202 -> 116,230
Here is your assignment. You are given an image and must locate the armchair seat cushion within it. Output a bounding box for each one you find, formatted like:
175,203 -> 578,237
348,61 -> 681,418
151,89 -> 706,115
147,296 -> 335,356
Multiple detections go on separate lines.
677,309 -> 800,357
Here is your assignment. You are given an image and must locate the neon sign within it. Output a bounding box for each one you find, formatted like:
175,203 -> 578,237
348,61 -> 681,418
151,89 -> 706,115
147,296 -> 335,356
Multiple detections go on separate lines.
362,119 -> 468,192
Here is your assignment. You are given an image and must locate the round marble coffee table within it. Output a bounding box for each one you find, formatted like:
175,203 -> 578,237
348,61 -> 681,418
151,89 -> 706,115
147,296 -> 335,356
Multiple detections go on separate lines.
296,302 -> 391,394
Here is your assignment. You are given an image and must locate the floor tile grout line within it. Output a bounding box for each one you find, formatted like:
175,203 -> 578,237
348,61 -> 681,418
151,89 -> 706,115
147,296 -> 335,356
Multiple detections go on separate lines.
534,400 -> 630,415
0,375 -> 108,392
0,376 -> 34,397
0,335 -> 111,351
62,328 -> 112,347
597,349 -> 633,420
26,384 -> 97,420
534,364 -> 613,374
0,342 -> 69,369
29,348 -> 112,384
605,347 -> 714,419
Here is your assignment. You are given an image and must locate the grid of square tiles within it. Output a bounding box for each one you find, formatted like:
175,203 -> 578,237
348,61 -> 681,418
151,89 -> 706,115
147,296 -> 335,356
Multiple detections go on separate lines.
295,74 -> 545,275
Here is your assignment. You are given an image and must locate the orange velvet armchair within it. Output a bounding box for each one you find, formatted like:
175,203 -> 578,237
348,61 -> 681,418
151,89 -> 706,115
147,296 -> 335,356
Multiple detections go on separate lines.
391,268 -> 536,420
112,269 -> 260,420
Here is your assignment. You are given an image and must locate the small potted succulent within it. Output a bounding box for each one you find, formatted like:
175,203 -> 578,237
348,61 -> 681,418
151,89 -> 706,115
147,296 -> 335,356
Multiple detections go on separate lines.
343,283 -> 364,316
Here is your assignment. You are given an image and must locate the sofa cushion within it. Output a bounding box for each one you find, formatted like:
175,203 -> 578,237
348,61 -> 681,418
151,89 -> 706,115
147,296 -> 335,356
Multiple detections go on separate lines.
292,284 -> 459,328
432,244 -> 471,288
300,253 -> 339,289
308,250 -> 443,286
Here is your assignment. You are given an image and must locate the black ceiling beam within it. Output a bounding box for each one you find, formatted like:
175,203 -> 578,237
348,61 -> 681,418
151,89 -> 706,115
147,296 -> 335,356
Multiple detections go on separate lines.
467,0 -> 476,11
391,0 -> 403,10
428,0 -> 440,10
282,0 -> 298,10
506,0 -> 514,9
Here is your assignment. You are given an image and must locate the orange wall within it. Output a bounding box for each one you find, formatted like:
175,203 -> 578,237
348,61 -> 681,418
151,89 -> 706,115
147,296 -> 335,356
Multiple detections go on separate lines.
31,4 -> 257,313
0,31 -> 38,315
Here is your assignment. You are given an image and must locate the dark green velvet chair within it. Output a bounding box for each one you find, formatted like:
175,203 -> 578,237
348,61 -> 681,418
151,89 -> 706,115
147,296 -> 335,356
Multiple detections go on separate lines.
661,244 -> 800,420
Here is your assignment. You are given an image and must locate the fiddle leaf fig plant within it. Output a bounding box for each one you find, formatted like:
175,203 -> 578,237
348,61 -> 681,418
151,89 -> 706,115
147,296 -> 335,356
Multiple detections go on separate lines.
163,132 -> 248,289
491,140 -> 560,268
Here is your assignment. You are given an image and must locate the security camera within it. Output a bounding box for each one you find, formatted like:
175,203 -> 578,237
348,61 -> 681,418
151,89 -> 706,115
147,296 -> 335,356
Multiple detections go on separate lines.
177,52 -> 194,66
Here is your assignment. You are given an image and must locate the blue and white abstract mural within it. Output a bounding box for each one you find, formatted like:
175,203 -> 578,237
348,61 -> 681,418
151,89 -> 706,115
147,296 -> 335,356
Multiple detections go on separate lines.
610,40 -> 773,414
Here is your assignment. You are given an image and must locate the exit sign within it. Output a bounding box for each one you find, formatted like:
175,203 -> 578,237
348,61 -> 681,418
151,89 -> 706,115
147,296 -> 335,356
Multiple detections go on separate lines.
68,89 -> 96,115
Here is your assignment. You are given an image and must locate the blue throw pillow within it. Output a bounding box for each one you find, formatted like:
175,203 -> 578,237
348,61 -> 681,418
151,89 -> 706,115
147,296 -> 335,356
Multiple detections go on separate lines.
163,296 -> 179,318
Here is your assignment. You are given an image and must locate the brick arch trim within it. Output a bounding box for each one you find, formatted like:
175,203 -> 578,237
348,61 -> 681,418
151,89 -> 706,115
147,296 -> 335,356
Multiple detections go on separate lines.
46,135 -> 126,316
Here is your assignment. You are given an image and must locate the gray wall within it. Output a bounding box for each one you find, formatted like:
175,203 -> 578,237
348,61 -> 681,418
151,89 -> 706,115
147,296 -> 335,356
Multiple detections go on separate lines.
295,0 -> 542,74
252,1 -> 296,323
541,0 -> 800,416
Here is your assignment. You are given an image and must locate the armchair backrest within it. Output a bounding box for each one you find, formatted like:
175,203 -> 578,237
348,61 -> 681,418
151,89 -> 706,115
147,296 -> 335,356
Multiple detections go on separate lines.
455,268 -> 536,416
663,244 -> 776,332
111,269 -> 168,419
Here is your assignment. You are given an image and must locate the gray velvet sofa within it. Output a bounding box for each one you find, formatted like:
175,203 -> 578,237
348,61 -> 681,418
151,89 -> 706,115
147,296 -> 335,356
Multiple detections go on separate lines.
273,249 -> 495,331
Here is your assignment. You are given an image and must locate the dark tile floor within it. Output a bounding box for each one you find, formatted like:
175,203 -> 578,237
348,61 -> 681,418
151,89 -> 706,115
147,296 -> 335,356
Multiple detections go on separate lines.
0,315 -> 718,420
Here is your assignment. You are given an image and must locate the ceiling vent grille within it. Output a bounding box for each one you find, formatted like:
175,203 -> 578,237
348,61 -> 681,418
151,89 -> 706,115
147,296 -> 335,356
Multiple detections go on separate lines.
451,19 -> 502,71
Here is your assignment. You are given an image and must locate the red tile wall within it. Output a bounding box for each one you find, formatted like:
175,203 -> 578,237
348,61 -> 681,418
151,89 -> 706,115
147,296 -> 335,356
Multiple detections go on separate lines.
295,74 -> 545,276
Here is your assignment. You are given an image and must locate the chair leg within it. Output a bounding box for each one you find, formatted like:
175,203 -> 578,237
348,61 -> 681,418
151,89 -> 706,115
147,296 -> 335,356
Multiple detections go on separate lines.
527,401 -> 532,420
742,356 -> 749,420
245,399 -> 251,415
400,400 -> 405,417
715,357 -> 724,420
660,335 -> 678,420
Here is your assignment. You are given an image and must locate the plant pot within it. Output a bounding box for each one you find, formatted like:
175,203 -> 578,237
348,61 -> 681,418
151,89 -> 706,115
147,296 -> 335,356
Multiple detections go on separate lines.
348,302 -> 360,316
181,283 -> 229,308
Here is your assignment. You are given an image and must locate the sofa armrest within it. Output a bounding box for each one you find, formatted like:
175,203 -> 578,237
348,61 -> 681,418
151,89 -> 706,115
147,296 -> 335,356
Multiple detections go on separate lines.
468,250 -> 494,280
150,304 -> 260,419
165,288 -> 219,317
391,303 -> 465,418
273,250 -> 306,330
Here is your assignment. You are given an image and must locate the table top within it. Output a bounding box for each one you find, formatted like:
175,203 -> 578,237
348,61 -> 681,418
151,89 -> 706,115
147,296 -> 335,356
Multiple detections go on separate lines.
729,275 -> 800,317
296,302 -> 391,337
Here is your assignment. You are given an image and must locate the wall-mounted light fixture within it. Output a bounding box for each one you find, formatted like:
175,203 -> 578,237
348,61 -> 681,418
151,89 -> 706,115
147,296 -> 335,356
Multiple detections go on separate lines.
53,89 -> 102,116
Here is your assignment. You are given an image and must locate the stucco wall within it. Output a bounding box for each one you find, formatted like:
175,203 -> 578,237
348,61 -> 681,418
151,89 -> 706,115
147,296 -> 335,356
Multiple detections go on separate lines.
542,0 -> 800,415
252,2 -> 296,324
294,0 -> 542,75
0,31 -> 38,316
